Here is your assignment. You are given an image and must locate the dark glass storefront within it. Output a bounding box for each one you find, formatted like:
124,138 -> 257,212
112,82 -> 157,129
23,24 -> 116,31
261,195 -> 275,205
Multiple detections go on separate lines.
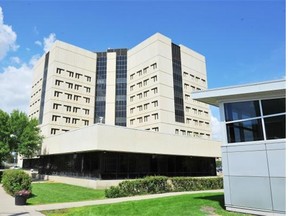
23,151 -> 216,180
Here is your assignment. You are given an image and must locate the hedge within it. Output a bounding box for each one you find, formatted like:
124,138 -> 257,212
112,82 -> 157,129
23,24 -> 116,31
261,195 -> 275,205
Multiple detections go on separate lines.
105,176 -> 223,198
2,169 -> 32,196
170,177 -> 223,192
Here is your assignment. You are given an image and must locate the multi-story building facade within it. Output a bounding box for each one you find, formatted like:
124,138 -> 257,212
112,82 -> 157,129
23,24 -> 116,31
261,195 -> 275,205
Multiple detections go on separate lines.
25,33 -> 220,181
29,41 -> 97,136
29,33 -> 211,139
127,33 -> 210,137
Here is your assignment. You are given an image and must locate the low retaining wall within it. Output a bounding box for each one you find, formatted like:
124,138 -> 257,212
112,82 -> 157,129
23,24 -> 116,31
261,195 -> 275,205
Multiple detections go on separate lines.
35,174 -> 123,189
24,170 -> 123,189
42,175 -> 123,189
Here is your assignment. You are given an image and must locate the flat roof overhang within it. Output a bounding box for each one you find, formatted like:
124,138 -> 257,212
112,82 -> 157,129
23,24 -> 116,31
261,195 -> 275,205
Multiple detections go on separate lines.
41,124 -> 221,158
192,79 -> 286,107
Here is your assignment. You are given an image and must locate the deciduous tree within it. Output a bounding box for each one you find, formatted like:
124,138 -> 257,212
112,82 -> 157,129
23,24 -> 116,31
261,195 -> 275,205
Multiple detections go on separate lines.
0,109 -> 43,164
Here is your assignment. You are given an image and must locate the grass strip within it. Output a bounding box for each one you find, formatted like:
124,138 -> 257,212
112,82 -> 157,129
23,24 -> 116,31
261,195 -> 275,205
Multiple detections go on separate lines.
43,192 -> 250,216
27,182 -> 105,205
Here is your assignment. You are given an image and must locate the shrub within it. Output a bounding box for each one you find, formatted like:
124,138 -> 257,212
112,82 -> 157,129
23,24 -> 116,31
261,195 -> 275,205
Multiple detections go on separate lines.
2,170 -> 32,196
142,176 -> 171,194
105,176 -> 172,198
105,186 -> 124,198
105,176 -> 223,198
171,177 -> 223,192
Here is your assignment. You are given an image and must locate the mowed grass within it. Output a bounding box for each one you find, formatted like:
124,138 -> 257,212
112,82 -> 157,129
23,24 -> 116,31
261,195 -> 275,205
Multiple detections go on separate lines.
43,192 -> 250,216
27,182 -> 105,205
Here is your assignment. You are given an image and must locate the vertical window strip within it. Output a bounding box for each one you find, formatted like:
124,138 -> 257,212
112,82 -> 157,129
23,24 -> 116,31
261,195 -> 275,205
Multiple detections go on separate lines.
39,52 -> 50,124
171,43 -> 185,123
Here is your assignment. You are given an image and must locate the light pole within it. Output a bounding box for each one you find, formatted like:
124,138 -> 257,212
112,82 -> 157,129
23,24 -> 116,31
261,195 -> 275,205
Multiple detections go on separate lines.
11,151 -> 17,168
10,134 -> 17,168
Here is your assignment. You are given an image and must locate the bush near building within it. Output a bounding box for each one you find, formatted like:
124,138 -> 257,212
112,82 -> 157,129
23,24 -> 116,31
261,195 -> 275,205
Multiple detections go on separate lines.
1,169 -> 32,196
105,176 -> 223,198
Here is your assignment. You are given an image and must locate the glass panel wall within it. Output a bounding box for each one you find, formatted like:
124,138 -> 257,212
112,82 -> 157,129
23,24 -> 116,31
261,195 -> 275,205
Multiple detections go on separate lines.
25,151 -> 216,179
224,98 -> 285,143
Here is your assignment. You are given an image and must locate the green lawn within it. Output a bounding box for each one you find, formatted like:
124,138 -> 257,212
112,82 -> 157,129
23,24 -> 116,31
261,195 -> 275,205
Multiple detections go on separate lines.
27,182 -> 105,205
43,192 -> 250,216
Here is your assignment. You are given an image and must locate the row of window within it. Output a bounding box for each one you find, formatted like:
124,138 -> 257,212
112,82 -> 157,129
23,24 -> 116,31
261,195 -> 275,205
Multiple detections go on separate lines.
31,87 -> 42,99
186,118 -> 210,127
56,68 -> 92,82
130,75 -> 157,91
55,79 -> 91,93
184,83 -> 202,92
53,103 -> 90,115
130,63 -> 157,80
54,90 -> 91,103
28,109 -> 39,118
183,72 -> 206,84
130,100 -> 158,114
31,78 -> 43,89
130,87 -> 158,102
175,129 -> 210,138
51,115 -> 90,125
130,112 -> 159,125
51,128 -> 69,135
185,106 -> 209,116
145,127 -> 159,132
30,98 -> 40,107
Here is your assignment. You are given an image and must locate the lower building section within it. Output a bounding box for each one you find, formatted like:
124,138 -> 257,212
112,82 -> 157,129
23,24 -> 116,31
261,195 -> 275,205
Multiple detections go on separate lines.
23,151 -> 216,180
222,140 -> 286,215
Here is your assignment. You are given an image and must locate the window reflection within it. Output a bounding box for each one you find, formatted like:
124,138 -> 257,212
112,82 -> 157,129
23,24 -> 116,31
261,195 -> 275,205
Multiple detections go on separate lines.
224,101 -> 260,121
224,98 -> 285,143
226,119 -> 264,143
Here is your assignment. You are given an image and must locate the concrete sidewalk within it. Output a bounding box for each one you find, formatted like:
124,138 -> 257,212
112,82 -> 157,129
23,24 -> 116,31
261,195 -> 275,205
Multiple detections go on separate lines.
0,185 -> 43,216
0,185 -> 223,215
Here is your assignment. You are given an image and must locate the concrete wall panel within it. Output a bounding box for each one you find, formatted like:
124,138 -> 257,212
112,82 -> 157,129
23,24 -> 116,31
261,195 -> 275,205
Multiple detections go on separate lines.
230,176 -> 272,211
228,150 -> 269,177
270,177 -> 286,212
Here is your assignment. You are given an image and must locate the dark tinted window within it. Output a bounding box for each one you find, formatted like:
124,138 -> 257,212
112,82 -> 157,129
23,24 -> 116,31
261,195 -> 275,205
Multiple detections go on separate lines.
226,119 -> 264,143
261,98 -> 285,116
172,43 -> 185,123
224,101 -> 260,121
264,115 -> 286,140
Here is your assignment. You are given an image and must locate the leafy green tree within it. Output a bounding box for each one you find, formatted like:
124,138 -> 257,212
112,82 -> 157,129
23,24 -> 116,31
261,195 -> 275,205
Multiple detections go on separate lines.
216,160 -> 222,168
17,118 -> 42,158
0,110 -> 10,162
0,109 -> 43,163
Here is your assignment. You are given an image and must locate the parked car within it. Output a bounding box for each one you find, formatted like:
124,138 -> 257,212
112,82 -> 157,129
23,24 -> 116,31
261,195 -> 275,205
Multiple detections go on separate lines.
216,167 -> 222,172
10,166 -> 20,169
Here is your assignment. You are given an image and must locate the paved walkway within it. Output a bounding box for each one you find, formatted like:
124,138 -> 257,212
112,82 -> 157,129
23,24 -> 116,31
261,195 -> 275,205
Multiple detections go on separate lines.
0,185 -> 223,215
0,185 -> 43,216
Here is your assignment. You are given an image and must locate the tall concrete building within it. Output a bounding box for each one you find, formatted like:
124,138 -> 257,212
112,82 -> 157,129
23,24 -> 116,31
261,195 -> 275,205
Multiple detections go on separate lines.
127,34 -> 210,137
26,33 -> 220,180
29,33 -> 211,139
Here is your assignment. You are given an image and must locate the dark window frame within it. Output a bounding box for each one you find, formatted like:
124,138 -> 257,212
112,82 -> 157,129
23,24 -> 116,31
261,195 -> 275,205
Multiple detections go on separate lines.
224,98 -> 285,143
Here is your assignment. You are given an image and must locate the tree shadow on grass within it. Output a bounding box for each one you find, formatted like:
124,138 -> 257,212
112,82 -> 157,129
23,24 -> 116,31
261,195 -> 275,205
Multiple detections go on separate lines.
195,194 -> 226,210
26,193 -> 37,205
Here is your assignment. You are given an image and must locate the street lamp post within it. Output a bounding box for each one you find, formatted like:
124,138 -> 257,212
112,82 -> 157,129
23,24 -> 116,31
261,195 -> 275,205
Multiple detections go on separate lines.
10,134 -> 17,168
11,151 -> 16,168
